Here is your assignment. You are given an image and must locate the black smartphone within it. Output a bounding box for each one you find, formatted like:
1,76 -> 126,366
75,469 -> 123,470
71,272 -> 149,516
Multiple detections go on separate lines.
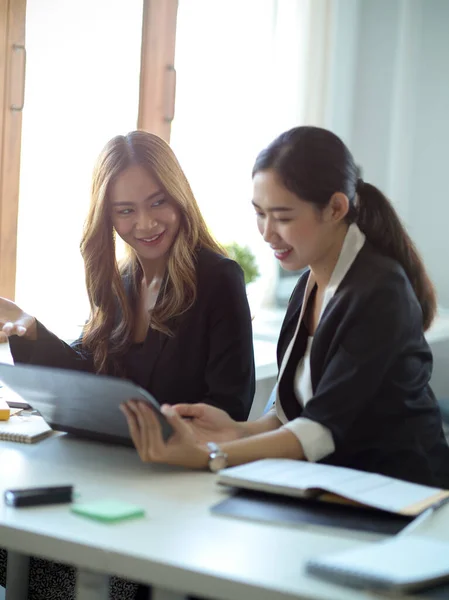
4,485 -> 74,507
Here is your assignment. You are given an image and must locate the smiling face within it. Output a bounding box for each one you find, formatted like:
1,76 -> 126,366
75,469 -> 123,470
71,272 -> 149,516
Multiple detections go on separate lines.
110,164 -> 181,266
252,169 -> 347,271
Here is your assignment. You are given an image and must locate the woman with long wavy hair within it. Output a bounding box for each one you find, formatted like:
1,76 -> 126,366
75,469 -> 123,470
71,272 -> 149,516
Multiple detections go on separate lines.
0,130 -> 254,419
0,131 -> 255,599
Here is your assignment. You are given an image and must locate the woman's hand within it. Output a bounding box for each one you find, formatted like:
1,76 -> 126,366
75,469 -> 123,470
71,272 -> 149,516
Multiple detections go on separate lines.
172,403 -> 246,444
0,297 -> 37,339
120,401 -> 209,469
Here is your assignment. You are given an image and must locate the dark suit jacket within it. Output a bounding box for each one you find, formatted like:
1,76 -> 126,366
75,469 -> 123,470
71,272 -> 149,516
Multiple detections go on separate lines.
9,248 -> 255,421
277,242 -> 449,487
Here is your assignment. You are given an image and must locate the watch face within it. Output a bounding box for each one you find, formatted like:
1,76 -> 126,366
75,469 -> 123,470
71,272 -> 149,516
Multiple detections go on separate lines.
209,453 -> 227,473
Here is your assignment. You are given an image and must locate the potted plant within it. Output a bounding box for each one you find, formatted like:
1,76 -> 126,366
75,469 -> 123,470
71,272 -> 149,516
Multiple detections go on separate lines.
224,242 -> 259,285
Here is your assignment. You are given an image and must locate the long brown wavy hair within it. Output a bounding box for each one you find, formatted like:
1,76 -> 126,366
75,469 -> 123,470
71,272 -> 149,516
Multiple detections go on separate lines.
80,130 -> 224,373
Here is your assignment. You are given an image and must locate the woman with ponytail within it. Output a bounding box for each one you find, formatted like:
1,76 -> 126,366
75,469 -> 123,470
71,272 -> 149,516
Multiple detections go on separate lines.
122,126 -> 449,489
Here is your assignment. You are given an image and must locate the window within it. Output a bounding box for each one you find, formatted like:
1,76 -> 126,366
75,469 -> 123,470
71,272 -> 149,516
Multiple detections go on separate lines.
170,0 -> 311,311
4,0 -> 321,335
14,0 -> 144,338
0,0 -> 26,299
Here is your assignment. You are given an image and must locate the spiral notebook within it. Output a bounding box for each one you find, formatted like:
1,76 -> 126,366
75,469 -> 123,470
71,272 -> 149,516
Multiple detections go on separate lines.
0,414 -> 52,443
306,535 -> 449,594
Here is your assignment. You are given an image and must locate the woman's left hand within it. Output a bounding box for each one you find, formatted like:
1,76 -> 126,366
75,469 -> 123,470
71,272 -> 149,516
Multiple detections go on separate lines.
120,401 -> 209,469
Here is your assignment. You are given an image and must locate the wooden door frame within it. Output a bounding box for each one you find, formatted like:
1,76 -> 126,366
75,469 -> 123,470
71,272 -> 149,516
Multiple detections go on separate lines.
0,0 -> 26,300
138,0 -> 179,141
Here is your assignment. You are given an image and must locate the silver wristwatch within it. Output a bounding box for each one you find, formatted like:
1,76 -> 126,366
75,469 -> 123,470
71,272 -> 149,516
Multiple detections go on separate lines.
207,442 -> 228,473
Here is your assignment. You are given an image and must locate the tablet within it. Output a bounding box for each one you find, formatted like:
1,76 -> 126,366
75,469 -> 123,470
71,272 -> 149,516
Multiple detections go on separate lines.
0,362 -> 173,446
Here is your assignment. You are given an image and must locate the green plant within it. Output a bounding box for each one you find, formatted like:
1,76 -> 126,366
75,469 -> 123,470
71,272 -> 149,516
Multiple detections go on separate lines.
224,243 -> 260,285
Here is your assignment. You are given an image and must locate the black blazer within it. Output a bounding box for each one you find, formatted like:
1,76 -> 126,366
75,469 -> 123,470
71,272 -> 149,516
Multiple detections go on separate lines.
277,242 -> 449,488
9,249 -> 255,421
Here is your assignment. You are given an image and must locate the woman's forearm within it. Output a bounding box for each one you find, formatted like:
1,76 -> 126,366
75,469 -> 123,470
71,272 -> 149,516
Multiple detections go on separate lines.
221,426 -> 305,467
238,408 -> 282,438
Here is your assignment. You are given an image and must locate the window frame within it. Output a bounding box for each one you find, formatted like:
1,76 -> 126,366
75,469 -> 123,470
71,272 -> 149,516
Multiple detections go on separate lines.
0,0 -> 27,299
0,0 -> 178,300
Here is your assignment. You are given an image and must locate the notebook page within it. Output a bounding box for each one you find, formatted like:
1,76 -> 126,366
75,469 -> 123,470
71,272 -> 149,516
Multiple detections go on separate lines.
219,459 -> 447,514
0,414 -> 52,442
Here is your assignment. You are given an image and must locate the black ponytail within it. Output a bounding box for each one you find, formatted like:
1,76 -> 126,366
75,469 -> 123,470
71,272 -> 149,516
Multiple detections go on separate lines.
253,126 -> 437,330
356,180 -> 436,330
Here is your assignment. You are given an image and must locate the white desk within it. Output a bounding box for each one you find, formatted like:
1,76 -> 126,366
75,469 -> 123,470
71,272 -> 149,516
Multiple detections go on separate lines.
0,434 -> 423,600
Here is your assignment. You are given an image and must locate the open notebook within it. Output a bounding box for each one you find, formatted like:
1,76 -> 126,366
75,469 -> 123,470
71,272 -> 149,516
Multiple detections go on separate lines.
0,414 -> 53,443
217,459 -> 449,516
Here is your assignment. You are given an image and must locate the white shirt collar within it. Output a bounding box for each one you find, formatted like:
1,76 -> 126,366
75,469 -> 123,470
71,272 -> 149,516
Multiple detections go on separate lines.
277,223 -> 365,384
318,222 -> 366,319
275,223 -> 366,419
301,222 -> 366,321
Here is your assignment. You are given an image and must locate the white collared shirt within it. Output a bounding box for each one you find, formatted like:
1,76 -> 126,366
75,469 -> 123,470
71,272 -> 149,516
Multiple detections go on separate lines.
275,223 -> 366,462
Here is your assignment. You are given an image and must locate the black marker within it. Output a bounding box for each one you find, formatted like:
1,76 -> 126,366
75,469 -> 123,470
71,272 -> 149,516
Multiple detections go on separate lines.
4,485 -> 74,507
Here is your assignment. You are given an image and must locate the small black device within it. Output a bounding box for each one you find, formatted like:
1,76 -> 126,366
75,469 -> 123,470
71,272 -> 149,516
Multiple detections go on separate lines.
4,485 -> 74,507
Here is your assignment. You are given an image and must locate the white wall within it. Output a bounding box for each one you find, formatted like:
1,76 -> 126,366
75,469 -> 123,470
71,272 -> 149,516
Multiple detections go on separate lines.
409,0 -> 449,307
324,0 -> 449,305
321,0 -> 449,397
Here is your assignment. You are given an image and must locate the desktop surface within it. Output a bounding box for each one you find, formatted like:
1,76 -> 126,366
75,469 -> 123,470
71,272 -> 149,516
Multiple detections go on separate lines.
0,434 -> 396,600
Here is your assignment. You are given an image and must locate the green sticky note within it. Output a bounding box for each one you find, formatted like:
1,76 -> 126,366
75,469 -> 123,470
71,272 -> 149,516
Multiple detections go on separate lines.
70,499 -> 145,523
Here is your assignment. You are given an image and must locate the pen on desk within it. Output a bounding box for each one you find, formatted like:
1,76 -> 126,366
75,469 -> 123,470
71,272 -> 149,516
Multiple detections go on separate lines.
5,400 -> 31,409
398,494 -> 449,537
